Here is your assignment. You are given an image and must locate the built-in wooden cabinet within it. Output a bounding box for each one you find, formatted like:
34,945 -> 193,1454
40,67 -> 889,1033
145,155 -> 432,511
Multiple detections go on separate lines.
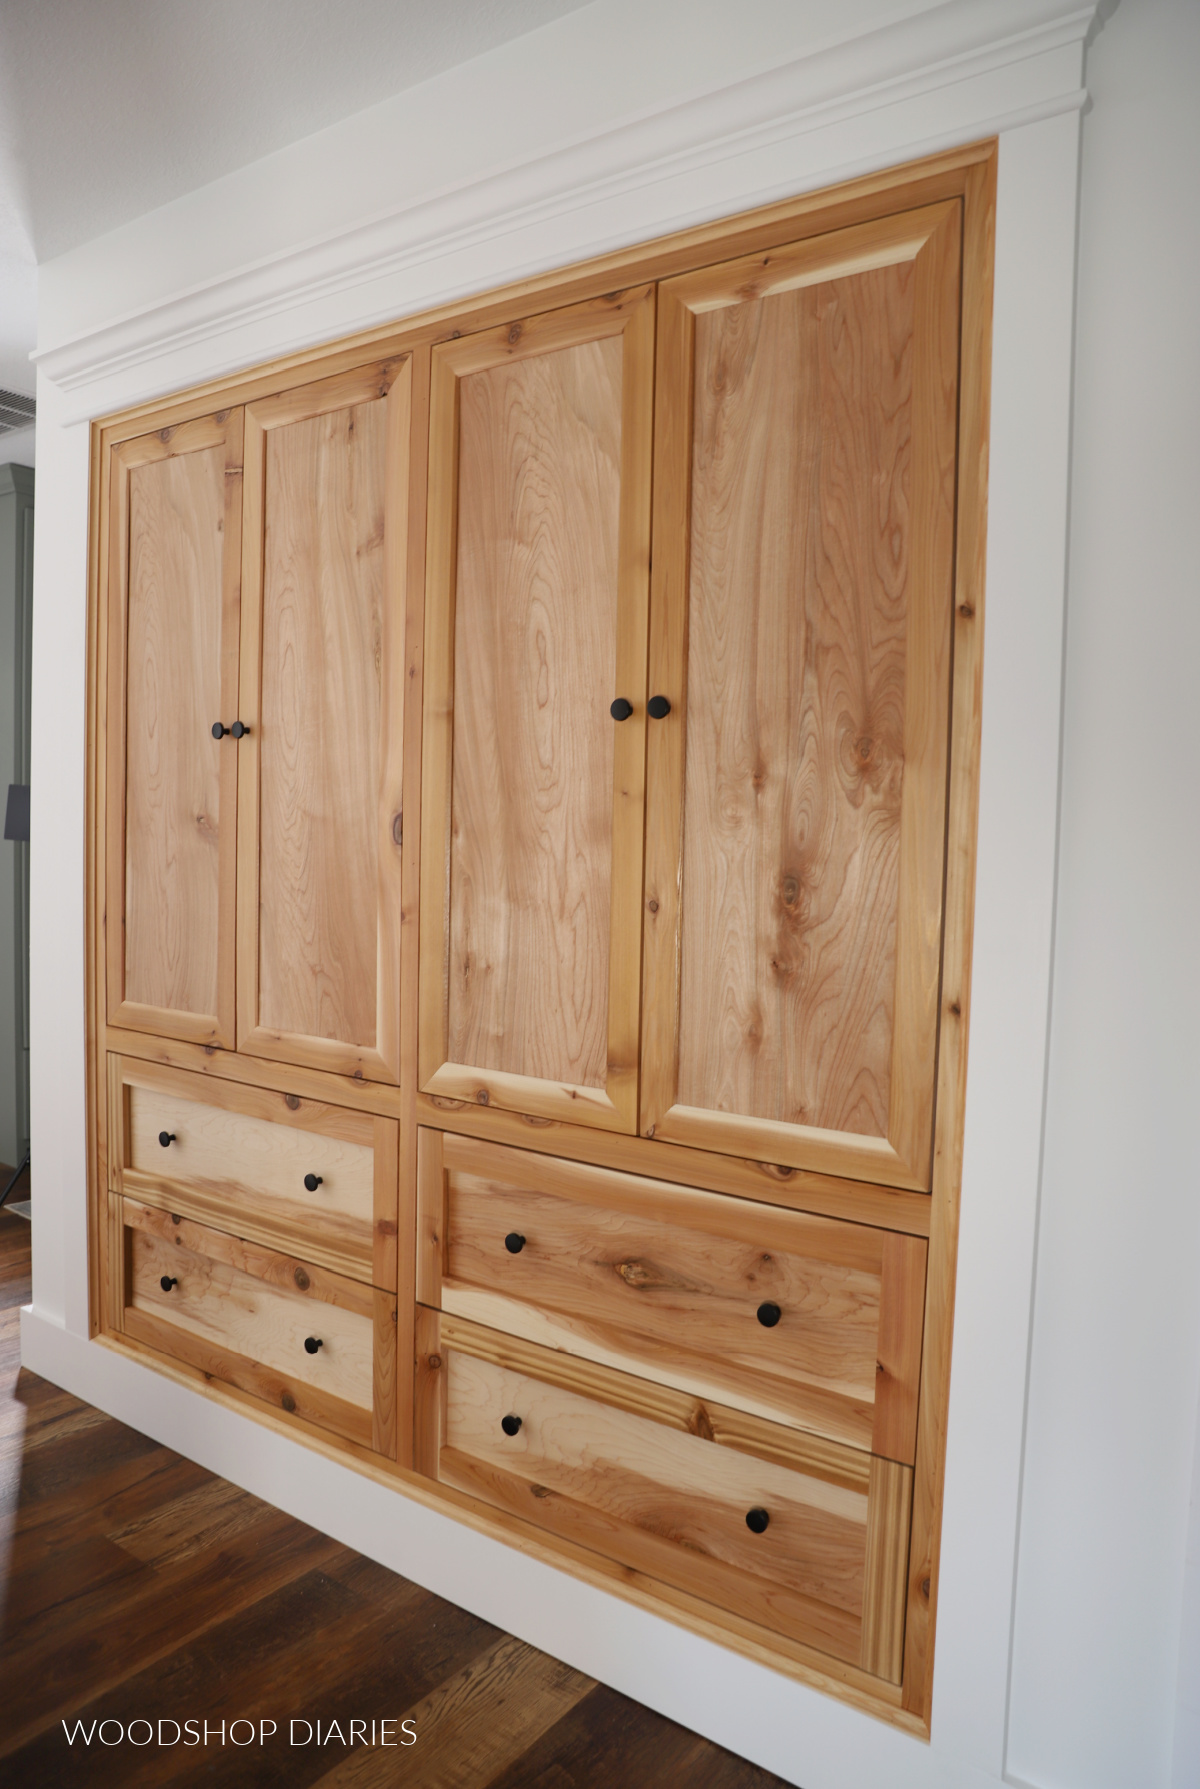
88,144 -> 994,1734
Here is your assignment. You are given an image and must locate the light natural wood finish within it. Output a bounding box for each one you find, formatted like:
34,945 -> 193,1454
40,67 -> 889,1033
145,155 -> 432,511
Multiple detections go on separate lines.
112,1055 -> 397,1290
641,202 -> 961,1192
106,411 -> 243,1047
413,1302 -> 444,1480
122,1196 -> 398,1456
860,1456 -> 912,1683
420,286 -> 655,1133
415,1126 -> 445,1307
426,1327 -> 920,1673
438,1310 -> 872,1496
101,1021 -> 935,1235
442,1348 -> 866,1663
237,359 -> 409,1083
901,149 -> 996,1726
423,1132 -> 926,1460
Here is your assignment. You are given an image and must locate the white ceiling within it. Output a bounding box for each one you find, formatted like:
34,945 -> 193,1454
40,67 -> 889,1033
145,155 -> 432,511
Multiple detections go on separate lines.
0,0 -> 593,407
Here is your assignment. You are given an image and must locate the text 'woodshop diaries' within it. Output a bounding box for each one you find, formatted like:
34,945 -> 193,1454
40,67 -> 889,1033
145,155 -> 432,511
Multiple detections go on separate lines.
60,1716 -> 419,1748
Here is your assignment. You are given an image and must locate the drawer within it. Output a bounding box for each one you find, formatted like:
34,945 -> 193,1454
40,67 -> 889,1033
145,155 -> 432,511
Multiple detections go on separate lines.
120,1196 -> 397,1456
416,1312 -> 910,1681
109,1056 -> 398,1288
417,1133 -> 925,1461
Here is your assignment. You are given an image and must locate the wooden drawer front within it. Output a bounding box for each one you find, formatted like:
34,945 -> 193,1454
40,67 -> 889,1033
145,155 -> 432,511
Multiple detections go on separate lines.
418,1315 -> 909,1681
110,1056 -> 398,1289
419,1133 -> 925,1462
121,1198 -> 396,1456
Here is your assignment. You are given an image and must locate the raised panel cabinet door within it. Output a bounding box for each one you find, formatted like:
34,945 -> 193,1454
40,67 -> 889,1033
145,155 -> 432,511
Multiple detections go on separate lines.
419,288 -> 655,1132
105,411 -> 244,1046
236,358 -> 410,1082
641,202 -> 962,1190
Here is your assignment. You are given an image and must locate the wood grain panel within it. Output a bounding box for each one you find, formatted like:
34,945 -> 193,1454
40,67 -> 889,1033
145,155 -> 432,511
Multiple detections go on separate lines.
641,203 -> 961,1189
112,1055 -> 394,1289
107,412 -> 242,1046
441,1347 -> 868,1664
421,287 -> 654,1132
431,1132 -> 926,1460
449,335 -> 620,1089
238,359 -> 409,1083
128,1222 -> 373,1409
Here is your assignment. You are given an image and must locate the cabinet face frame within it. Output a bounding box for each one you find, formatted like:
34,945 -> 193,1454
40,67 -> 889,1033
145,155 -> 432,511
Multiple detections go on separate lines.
236,357 -> 411,1084
418,285 -> 656,1134
640,201 -> 962,1192
84,141 -> 996,1739
105,410 -> 244,1048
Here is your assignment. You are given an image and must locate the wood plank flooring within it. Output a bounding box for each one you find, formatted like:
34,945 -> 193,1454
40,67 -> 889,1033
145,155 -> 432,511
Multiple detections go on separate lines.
0,1212 -> 792,1786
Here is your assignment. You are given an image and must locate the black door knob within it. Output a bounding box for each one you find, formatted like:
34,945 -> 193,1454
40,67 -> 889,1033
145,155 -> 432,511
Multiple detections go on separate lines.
647,695 -> 672,719
756,1302 -> 782,1328
746,1507 -> 770,1534
158,1132 -> 176,1148
304,1174 -> 323,1192
231,721 -> 249,738
160,1276 -> 177,1292
211,722 -> 229,738
501,1414 -> 522,1436
610,698 -> 633,721
504,1233 -> 526,1254
304,1337 -> 323,1355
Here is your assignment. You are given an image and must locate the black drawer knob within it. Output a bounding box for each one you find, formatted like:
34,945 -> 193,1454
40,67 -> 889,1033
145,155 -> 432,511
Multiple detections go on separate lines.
609,698 -> 633,721
756,1302 -> 782,1328
304,1337 -> 323,1355
211,722 -> 229,738
158,1131 -> 176,1148
160,1276 -> 178,1292
230,721 -> 249,738
303,1174 -> 323,1192
647,695 -> 672,719
504,1233 -> 526,1255
501,1414 -> 522,1437
746,1507 -> 770,1534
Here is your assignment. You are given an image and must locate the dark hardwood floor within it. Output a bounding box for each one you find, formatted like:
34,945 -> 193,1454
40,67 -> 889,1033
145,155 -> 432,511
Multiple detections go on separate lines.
0,1211 -> 791,1786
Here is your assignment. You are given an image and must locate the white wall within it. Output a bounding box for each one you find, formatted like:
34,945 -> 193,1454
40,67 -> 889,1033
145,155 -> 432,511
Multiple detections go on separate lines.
25,1 -> 1200,1783
1008,3 -> 1200,1785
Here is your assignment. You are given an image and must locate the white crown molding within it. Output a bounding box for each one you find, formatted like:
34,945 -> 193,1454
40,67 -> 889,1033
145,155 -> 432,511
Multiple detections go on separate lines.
34,0 -> 1095,414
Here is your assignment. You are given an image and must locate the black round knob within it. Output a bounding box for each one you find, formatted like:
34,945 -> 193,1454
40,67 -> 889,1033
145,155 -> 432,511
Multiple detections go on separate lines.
160,1276 -> 177,1292
158,1131 -> 176,1148
230,721 -> 249,739
647,695 -> 672,719
610,698 -> 633,722
504,1233 -> 526,1255
303,1174 -> 323,1192
756,1301 -> 782,1328
746,1507 -> 770,1534
500,1414 -> 522,1437
211,722 -> 229,739
304,1337 -> 323,1355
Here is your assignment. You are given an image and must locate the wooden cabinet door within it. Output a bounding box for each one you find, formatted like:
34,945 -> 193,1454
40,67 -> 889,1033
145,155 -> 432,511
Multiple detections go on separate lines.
419,288 -> 655,1132
105,411 -> 243,1046
641,203 -> 962,1190
236,359 -> 410,1081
